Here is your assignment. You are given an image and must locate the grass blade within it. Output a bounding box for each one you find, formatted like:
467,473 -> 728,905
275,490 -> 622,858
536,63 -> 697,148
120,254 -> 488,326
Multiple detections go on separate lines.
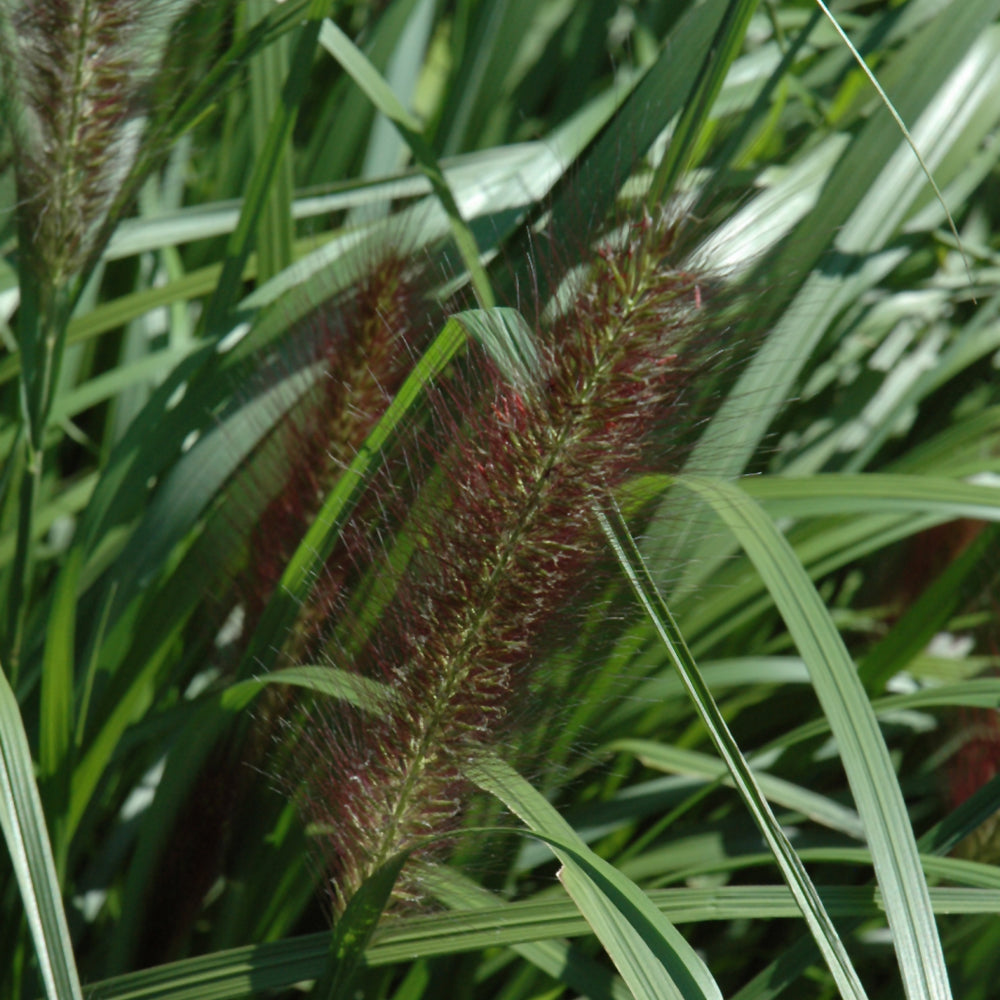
647,0 -> 759,205
237,313 -> 469,677
424,865 -> 630,1000
38,546 -> 83,879
318,18 -> 494,309
470,754 -> 724,1000
599,504 -> 867,1000
683,476 -> 952,1000
246,0 -> 296,282
0,662 -> 84,1000
312,854 -> 409,1000
198,0 -> 333,337
685,0 -> 1000,484
612,741 -> 864,840
812,0 -> 970,281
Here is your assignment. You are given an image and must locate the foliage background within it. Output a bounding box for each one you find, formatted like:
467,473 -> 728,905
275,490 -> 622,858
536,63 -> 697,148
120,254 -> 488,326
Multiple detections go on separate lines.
3,0 -> 1000,998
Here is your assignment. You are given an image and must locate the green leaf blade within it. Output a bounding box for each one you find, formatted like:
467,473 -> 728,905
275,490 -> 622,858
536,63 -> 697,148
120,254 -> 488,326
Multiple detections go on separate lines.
0,665 -> 84,1000
684,476 -> 952,1000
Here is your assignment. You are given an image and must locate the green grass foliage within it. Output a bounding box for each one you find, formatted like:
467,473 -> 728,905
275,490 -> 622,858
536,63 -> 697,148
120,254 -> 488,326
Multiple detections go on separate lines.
3,1 -> 1000,998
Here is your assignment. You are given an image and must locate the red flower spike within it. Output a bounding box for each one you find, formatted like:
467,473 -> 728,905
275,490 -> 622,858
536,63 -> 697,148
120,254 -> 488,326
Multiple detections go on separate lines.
134,245 -> 443,964
946,704 -> 1000,862
232,249 -> 442,661
949,706 -> 1000,811
290,207 -> 723,911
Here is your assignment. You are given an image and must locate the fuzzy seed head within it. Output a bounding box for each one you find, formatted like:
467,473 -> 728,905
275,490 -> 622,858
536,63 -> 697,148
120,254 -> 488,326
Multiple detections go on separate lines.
948,706 -> 1000,862
238,250 -> 439,661
288,208 -> 719,911
0,0 -> 192,282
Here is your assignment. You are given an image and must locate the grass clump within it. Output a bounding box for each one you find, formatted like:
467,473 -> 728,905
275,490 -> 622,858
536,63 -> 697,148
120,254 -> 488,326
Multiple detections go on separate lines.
2,2 -> 1000,999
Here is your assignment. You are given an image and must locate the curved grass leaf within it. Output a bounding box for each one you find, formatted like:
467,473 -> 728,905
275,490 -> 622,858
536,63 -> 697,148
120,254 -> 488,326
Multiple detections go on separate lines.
230,664 -> 394,713
0,663 -> 83,1000
469,753 -> 724,1000
79,884 -> 1000,1000
682,476 -> 952,1000
458,306 -> 540,391
741,473 -> 1000,520
611,740 -> 864,841
423,864 -> 630,1000
623,470 -> 1000,656
599,504 -> 867,1000
747,678 -> 1000,763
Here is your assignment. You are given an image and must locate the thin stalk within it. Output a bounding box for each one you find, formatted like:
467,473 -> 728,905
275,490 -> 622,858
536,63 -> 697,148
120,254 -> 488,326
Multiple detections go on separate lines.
6,277 -> 74,682
5,458 -> 39,685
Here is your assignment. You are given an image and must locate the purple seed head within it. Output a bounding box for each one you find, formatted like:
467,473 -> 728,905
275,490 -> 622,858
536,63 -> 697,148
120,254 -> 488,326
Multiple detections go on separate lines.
287,205 -> 723,911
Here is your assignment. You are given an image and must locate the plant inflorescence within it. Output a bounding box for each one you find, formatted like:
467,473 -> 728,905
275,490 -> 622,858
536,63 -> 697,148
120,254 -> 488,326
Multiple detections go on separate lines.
248,204 -> 729,913
0,0 -> 192,287
4,2 -> 999,997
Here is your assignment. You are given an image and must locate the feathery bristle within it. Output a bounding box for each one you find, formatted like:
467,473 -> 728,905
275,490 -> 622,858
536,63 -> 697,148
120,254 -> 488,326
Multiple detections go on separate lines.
291,208 -> 719,910
0,0 -> 190,283
238,249 -> 438,655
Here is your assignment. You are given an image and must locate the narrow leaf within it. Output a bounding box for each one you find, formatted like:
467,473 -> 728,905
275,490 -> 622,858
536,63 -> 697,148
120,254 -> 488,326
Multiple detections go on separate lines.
599,504 -> 867,1000
683,476 -> 952,1000
312,854 -> 409,1000
318,18 -> 494,308
470,754 -> 723,1000
237,313 -> 468,678
647,0 -> 759,204
199,0 -> 334,337
39,545 -> 83,879
812,0 -> 971,282
0,663 -> 84,1000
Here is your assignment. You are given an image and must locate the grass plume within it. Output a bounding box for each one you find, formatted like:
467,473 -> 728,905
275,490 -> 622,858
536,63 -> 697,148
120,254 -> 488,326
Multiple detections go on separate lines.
1,0 -> 192,286
0,0 -> 194,673
289,208 -> 723,912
